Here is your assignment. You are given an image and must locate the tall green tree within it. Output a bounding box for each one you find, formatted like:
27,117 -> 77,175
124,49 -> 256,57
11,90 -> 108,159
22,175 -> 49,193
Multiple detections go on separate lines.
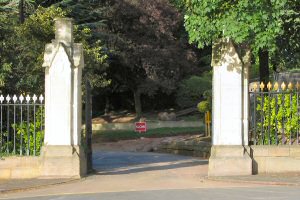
0,6 -> 107,94
0,0 -> 36,23
174,0 -> 299,81
271,0 -> 300,71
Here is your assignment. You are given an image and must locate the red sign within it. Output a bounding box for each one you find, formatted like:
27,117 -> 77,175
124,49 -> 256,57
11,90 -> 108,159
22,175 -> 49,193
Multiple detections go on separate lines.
135,122 -> 147,133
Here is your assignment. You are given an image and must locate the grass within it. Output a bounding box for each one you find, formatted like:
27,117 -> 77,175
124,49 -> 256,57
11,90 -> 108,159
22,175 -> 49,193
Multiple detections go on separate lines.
93,126 -> 205,142
177,114 -> 203,121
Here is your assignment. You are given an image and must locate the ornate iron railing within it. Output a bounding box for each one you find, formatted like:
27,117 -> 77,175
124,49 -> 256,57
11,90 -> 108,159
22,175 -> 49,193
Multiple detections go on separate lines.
249,81 -> 300,145
0,94 -> 44,156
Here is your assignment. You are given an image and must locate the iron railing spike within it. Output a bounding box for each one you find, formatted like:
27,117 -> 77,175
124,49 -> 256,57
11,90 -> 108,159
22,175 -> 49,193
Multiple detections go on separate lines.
32,94 -> 37,102
13,95 -> 17,103
6,95 -> 11,103
39,94 -> 44,103
25,94 -> 31,103
19,94 -> 24,103
0,95 -> 4,103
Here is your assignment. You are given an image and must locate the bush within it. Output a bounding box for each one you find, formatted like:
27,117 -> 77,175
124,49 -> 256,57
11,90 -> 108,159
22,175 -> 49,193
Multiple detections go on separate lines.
197,101 -> 210,113
255,93 -> 298,145
176,75 -> 211,108
1,108 -> 45,156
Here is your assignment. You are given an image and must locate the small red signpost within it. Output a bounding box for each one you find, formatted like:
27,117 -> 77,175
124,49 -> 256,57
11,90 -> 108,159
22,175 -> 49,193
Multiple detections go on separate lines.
135,122 -> 147,133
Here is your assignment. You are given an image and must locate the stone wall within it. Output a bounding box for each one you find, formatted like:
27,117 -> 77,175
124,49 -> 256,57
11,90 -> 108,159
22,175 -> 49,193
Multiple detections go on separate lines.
0,157 -> 40,179
0,146 -> 86,179
276,72 -> 300,83
251,145 -> 300,174
156,139 -> 211,158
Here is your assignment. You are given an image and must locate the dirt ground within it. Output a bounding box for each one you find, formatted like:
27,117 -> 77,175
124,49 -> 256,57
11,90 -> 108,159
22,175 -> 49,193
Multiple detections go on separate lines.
91,111 -> 206,153
92,134 -> 204,152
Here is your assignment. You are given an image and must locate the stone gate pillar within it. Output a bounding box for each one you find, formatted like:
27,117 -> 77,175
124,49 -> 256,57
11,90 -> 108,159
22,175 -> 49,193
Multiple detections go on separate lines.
208,39 -> 252,176
40,18 -> 86,178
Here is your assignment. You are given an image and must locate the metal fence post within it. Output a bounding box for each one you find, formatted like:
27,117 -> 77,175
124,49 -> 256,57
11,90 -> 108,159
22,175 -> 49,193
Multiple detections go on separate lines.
85,80 -> 93,172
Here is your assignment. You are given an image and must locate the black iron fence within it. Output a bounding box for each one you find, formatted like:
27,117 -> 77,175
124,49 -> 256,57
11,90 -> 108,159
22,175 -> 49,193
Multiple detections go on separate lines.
0,94 -> 44,156
249,81 -> 300,145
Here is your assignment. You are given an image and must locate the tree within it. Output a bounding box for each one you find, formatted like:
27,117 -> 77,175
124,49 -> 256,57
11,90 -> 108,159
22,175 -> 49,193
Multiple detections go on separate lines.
0,6 -> 67,93
174,0 -> 299,81
55,0 -> 204,118
0,6 -> 107,94
271,0 -> 300,71
176,75 -> 211,108
0,0 -> 36,23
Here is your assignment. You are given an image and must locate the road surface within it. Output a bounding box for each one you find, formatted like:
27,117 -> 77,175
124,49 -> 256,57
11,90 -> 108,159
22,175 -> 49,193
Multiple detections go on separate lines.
0,151 -> 299,200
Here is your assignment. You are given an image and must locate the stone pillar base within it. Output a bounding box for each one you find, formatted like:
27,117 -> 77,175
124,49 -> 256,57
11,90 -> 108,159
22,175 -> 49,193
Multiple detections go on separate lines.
40,145 -> 87,178
208,145 -> 252,177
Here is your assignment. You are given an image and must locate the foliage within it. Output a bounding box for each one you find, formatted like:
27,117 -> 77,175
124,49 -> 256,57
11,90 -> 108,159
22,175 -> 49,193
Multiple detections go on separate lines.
255,91 -> 299,145
197,86 -> 212,113
181,0 -> 288,51
197,101 -> 210,113
15,108 -> 44,155
0,107 -> 44,156
1,0 -> 212,114
270,1 -> 300,70
74,27 -> 109,89
53,0 -> 206,114
0,6 -> 66,93
174,0 -> 299,70
0,0 -> 36,14
0,5 -> 107,94
176,75 -> 211,108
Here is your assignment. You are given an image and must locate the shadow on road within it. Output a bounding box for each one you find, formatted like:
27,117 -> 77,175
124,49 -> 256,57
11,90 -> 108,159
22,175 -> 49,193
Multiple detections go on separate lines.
91,151 -> 208,175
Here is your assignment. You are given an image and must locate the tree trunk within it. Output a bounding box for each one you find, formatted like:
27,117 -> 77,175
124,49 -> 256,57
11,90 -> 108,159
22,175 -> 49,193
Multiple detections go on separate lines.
104,96 -> 109,115
259,49 -> 269,84
19,0 -> 25,24
133,89 -> 142,119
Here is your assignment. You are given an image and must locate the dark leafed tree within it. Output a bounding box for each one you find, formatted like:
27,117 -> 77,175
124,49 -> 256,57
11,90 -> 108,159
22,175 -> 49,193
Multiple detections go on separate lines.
0,0 -> 37,23
56,0 -> 204,118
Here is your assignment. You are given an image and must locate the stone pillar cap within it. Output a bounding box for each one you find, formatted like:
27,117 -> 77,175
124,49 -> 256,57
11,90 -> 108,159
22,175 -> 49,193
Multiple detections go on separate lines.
54,18 -> 74,45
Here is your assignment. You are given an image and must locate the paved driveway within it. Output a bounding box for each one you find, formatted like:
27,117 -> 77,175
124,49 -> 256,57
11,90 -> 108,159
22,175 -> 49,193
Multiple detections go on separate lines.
1,151 -> 300,200
93,151 -> 208,175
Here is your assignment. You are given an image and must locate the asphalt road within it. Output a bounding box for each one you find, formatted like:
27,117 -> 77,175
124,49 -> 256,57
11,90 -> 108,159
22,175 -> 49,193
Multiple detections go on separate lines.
1,151 -> 300,200
4,187 -> 300,200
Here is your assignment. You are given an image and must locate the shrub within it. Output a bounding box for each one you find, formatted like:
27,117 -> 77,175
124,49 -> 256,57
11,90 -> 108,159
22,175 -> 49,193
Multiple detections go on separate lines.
176,75 -> 211,108
1,108 -> 45,156
255,93 -> 298,145
197,101 -> 210,113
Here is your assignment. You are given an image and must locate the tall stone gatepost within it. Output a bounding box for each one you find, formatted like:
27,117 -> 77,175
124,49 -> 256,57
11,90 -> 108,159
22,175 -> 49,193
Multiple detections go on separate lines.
208,39 -> 252,176
40,18 -> 87,178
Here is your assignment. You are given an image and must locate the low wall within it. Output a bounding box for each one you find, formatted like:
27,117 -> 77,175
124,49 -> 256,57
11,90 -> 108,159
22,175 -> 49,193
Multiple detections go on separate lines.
157,139 -> 211,158
92,121 -> 204,131
0,145 -> 86,180
0,156 -> 41,179
251,145 -> 300,174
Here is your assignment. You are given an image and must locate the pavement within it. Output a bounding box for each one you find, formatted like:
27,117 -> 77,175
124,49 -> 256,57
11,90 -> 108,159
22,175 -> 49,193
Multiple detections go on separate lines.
209,173 -> 300,186
0,178 -> 80,193
2,171 -> 299,194
0,151 -> 300,199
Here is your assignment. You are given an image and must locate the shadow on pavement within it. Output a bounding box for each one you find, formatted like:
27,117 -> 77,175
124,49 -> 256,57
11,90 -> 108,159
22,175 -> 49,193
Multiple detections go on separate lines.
91,151 -> 208,175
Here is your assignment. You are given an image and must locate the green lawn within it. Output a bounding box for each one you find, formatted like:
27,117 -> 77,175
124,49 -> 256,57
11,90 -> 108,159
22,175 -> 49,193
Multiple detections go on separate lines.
93,127 -> 204,142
